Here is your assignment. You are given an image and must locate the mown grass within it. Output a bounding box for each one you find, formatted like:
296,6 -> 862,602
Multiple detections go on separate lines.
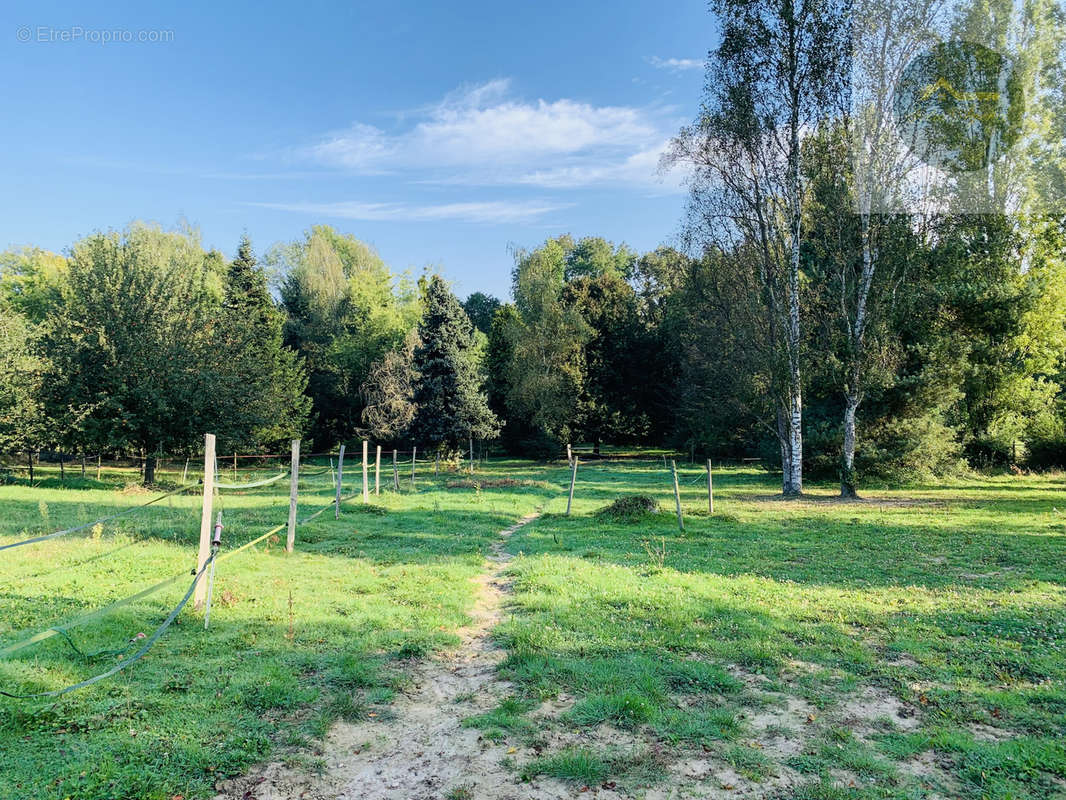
491,461 -> 1066,798
3,457 -> 1065,799
0,457 -> 554,800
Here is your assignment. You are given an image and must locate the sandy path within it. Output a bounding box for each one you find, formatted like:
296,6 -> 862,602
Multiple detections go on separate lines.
215,512 -> 580,800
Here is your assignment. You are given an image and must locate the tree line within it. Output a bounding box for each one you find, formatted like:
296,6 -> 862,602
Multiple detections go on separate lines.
1,0 -> 1063,492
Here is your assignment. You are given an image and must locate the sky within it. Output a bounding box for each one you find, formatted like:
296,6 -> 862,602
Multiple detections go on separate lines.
2,0 -> 714,299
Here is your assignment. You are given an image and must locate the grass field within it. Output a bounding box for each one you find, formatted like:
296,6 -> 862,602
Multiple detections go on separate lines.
1,458 -> 1064,799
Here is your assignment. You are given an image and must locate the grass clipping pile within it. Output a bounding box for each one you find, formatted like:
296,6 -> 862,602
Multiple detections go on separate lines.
596,495 -> 660,521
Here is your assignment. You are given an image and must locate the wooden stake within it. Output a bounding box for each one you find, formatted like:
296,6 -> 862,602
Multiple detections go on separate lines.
334,444 -> 346,519
96,454 -> 101,481
411,446 -> 417,488
567,443 -> 573,466
362,440 -> 369,503
233,452 -> 238,481
194,433 -> 216,609
286,439 -> 300,552
392,449 -> 399,491
566,457 -> 578,516
671,459 -> 684,532
59,455 -> 65,481
329,457 -> 335,488
182,458 -> 189,483
434,450 -> 439,477
81,455 -> 86,478
469,436 -> 474,475
375,445 -> 381,495
706,458 -> 714,515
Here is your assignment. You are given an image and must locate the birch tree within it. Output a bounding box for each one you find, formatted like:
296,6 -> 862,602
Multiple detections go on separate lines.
667,0 -> 848,494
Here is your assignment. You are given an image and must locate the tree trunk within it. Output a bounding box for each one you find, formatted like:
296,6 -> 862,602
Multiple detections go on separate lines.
144,455 -> 157,485
840,212 -> 876,498
840,394 -> 859,498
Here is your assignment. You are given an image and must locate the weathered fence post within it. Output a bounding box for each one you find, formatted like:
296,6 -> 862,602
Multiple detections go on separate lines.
375,445 -> 381,495
566,457 -> 578,516
286,439 -> 300,552
194,433 -> 217,609
706,458 -> 714,515
81,455 -> 86,478
329,457 -> 335,488
434,450 -> 439,477
334,444 -> 346,519
182,458 -> 189,483
362,440 -> 369,503
233,452 -> 238,481
469,436 -> 474,475
392,449 -> 400,490
671,460 -> 684,532
567,443 -> 573,467
96,453 -> 101,481
411,446 -> 417,488
59,455 -> 65,481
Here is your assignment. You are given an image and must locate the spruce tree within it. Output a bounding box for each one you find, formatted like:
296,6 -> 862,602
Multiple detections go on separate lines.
410,276 -> 499,450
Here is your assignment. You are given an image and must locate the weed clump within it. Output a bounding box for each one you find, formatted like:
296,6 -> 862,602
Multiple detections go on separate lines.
597,495 -> 659,520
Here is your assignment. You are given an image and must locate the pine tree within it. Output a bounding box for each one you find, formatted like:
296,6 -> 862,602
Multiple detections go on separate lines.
410,276 -> 499,450
218,236 -> 309,450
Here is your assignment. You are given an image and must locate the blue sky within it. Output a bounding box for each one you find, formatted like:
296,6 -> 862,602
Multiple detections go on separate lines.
3,0 -> 713,299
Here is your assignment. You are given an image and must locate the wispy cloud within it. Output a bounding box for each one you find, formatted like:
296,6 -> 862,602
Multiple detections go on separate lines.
246,198 -> 572,225
646,56 -> 704,72
299,79 -> 684,191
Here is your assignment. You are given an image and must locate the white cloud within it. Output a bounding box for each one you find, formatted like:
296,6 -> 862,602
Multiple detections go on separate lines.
246,198 -> 571,225
646,56 -> 704,72
301,80 -> 682,191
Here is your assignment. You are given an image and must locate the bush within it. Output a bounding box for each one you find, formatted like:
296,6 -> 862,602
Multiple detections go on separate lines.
596,495 -> 659,520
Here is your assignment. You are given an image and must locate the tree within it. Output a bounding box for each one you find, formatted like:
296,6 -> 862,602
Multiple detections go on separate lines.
409,276 -> 499,451
274,226 -> 420,447
462,292 -> 502,335
216,236 -> 309,450
666,0 -> 848,494
0,306 -> 49,474
41,224 -> 222,483
504,238 -> 589,449
563,271 -> 653,449
361,329 -> 419,441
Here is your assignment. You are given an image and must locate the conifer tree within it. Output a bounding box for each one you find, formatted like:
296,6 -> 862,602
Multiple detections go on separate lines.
410,276 -> 499,451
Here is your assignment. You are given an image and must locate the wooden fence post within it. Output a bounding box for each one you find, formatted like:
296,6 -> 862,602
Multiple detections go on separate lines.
329,457 -> 335,488
671,460 -> 684,532
392,449 -> 399,491
334,444 -> 346,519
362,440 -> 369,503
81,455 -> 86,478
566,457 -> 578,516
59,455 -> 65,481
233,452 -> 238,481
567,443 -> 573,466
411,446 -> 417,488
194,433 -> 216,609
469,436 -> 474,475
286,439 -> 300,552
375,445 -> 381,495
434,450 -> 439,477
706,458 -> 714,515
96,453 -> 101,481
182,458 -> 189,483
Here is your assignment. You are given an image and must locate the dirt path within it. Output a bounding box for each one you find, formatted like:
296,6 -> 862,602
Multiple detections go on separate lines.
216,512 -> 576,800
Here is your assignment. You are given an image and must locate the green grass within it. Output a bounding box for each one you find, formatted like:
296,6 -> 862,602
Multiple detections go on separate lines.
2,457 -> 1065,799
0,458 -> 552,800
496,461 -> 1066,798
